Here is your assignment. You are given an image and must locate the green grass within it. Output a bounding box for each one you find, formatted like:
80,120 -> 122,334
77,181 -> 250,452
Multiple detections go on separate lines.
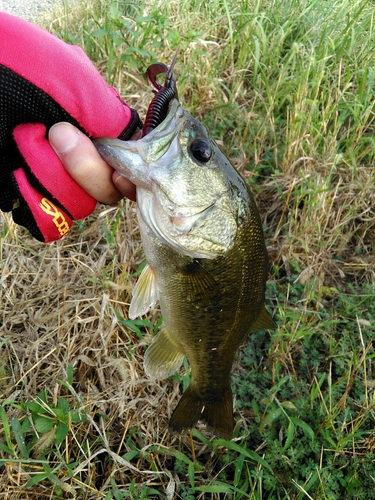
1,0 -> 375,498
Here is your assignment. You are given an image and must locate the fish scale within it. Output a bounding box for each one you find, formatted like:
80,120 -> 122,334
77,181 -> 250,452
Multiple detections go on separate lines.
95,98 -> 275,438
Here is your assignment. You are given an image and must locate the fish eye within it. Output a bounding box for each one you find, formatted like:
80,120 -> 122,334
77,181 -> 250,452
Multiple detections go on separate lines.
190,139 -> 212,163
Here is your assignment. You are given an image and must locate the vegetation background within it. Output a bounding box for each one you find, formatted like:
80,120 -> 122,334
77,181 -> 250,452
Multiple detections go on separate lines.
1,0 -> 375,498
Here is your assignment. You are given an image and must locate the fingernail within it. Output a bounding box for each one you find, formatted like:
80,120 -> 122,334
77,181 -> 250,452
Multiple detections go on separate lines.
113,171 -> 122,185
113,172 -> 129,191
113,172 -> 137,201
49,122 -> 80,153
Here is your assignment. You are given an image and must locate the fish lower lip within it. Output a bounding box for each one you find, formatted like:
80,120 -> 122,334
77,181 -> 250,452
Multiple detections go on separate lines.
158,188 -> 213,218
169,207 -> 212,232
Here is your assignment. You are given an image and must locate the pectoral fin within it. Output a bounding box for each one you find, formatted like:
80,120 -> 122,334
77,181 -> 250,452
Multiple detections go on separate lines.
177,259 -> 220,305
144,328 -> 185,379
129,264 -> 159,319
249,305 -> 276,332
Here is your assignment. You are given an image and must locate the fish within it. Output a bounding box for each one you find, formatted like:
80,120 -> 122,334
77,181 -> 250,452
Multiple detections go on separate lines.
94,98 -> 275,439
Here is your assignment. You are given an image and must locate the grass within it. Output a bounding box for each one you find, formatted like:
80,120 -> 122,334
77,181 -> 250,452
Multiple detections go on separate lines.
1,0 -> 375,497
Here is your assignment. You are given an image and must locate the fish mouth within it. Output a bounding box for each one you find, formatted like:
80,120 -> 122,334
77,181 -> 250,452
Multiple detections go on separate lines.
156,186 -> 214,221
168,204 -> 214,233
154,187 -> 215,238
138,187 -> 218,259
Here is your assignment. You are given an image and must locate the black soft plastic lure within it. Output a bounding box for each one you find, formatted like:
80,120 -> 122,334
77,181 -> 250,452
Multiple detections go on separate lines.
142,48 -> 179,137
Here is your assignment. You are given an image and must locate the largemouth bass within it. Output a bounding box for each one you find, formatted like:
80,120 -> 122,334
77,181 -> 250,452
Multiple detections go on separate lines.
95,98 -> 274,438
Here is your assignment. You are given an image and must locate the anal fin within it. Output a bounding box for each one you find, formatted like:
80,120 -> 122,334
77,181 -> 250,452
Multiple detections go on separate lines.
249,305 -> 276,333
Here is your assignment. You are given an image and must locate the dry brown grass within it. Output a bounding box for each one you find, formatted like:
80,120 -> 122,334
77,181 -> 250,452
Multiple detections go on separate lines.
258,163 -> 375,288
0,9 -> 224,489
2,150 -> 373,497
1,0 -> 375,497
0,203 -> 197,496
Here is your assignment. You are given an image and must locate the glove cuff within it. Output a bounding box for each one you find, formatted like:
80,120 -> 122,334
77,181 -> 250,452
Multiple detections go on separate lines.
13,169 -> 73,242
118,108 -> 143,140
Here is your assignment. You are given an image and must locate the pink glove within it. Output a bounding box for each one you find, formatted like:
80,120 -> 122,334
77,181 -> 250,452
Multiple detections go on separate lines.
0,13 -> 142,241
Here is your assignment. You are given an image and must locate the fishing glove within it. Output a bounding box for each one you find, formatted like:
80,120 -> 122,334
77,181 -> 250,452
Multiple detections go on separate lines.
0,13 -> 142,242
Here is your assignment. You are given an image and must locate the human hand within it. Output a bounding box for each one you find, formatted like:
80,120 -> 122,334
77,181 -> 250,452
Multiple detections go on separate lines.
0,13 -> 141,242
49,123 -> 139,203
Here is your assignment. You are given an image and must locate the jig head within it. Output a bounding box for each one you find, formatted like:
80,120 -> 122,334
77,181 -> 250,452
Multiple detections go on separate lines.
142,48 -> 180,137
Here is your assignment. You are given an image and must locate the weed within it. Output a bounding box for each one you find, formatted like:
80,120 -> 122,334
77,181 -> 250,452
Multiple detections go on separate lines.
1,0 -> 375,498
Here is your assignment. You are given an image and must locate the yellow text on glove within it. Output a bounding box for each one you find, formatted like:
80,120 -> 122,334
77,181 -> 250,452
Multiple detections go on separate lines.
39,198 -> 70,237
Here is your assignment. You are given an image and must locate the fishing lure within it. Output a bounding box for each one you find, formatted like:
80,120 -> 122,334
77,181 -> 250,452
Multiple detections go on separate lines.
142,48 -> 179,137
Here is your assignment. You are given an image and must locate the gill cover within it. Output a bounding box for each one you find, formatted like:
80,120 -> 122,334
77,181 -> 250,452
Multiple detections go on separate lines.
95,99 -> 238,259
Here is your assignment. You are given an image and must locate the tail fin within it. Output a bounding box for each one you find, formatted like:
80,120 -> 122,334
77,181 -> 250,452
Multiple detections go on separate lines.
169,385 -> 234,439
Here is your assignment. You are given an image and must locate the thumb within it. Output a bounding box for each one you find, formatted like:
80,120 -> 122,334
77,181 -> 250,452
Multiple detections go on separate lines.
49,122 -> 124,204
